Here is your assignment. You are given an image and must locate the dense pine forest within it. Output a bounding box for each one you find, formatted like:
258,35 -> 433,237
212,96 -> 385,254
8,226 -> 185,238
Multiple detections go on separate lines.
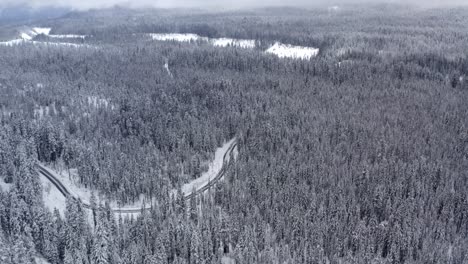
0,4 -> 468,264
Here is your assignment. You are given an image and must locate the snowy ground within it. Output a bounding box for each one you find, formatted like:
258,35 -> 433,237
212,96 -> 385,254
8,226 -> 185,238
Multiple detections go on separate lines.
0,178 -> 12,192
149,33 -> 319,60
211,38 -> 256,48
40,172 -> 67,217
35,256 -> 51,264
149,33 -> 205,42
22,27 -> 87,40
40,138 -> 236,218
221,256 -> 236,264
266,42 -> 319,60
20,27 -> 51,40
48,34 -> 87,39
0,26 -> 89,48
149,33 -> 255,49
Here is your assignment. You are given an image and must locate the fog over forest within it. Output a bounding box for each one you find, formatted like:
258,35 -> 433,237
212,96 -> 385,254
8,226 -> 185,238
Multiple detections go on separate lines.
1,0 -> 468,10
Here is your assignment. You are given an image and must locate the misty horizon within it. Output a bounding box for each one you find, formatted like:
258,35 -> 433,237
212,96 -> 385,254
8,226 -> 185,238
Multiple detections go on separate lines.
1,0 -> 468,11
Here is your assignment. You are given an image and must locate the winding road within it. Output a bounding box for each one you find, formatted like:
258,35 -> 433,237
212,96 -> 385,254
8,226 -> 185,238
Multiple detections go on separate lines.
36,139 -> 237,213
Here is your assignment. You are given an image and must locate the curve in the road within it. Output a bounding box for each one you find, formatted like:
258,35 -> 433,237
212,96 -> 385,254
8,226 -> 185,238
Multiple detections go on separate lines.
36,139 -> 237,213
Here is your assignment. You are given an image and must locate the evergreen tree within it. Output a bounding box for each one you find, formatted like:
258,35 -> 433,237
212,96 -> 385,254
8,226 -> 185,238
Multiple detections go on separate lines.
92,211 -> 109,264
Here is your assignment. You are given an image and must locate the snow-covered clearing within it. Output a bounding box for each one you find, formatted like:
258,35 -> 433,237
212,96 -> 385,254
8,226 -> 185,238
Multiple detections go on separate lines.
31,27 -> 52,35
39,138 -> 237,218
149,33 -> 206,42
212,38 -> 256,48
22,27 -> 87,40
266,42 -> 319,60
20,27 -> 52,40
21,33 -> 33,40
149,33 -> 319,60
149,33 -> 256,49
0,27 -> 89,48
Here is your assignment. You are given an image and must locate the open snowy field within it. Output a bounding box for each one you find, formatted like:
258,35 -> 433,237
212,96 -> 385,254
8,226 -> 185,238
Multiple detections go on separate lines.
1,27 -> 319,60
149,33 -> 318,59
0,26 -> 89,47
149,33 -> 256,49
266,42 -> 319,59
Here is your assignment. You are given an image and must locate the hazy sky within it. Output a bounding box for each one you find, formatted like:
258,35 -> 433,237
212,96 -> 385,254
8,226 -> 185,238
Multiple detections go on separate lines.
1,0 -> 467,10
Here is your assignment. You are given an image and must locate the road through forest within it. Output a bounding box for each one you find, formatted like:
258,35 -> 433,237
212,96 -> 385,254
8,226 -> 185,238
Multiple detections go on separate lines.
36,139 -> 237,214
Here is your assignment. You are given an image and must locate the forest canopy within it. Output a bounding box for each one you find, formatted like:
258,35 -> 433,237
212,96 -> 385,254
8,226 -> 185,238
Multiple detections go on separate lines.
0,4 -> 467,264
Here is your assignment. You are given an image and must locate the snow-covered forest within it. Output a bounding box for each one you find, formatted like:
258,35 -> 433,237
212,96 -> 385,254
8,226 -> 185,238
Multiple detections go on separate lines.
0,4 -> 468,264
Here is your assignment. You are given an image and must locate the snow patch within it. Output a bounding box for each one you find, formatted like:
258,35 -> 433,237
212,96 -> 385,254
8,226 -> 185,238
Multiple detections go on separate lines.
149,33 -> 205,42
49,34 -> 87,39
40,172 -> 67,217
21,32 -> 33,40
149,33 -> 256,49
164,60 -> 173,78
19,27 -> 52,40
212,38 -> 256,48
0,178 -> 12,192
232,145 -> 239,161
32,27 -> 52,35
0,27 -> 89,48
35,256 -> 52,264
0,39 -> 89,48
221,256 -> 236,264
266,42 -> 319,60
